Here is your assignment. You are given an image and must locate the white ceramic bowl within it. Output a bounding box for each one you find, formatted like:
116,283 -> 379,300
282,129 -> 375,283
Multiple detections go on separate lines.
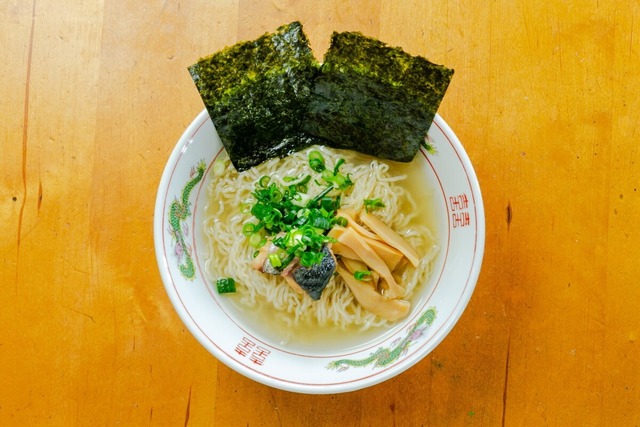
154,109 -> 484,394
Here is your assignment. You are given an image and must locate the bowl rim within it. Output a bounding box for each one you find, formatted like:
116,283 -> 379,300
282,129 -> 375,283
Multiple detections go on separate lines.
154,109 -> 485,394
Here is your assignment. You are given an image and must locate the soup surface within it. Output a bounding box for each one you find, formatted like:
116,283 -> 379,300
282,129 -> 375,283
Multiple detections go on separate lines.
202,146 -> 439,351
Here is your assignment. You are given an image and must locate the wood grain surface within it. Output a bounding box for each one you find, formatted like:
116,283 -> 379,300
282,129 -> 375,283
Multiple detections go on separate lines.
2,0 -> 639,425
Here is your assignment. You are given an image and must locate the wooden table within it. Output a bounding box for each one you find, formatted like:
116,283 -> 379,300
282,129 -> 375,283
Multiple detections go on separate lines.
2,1 -> 639,425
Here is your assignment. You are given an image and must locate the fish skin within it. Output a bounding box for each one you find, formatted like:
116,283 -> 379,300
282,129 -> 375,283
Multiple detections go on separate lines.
291,246 -> 336,300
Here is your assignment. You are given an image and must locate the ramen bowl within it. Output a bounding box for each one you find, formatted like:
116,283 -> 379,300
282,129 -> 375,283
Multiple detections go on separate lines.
154,109 -> 484,394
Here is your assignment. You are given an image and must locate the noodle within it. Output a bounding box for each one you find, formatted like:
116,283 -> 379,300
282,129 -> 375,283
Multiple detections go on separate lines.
203,145 -> 438,333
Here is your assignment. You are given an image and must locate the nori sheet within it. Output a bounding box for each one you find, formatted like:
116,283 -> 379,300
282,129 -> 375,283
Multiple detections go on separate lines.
188,22 -> 322,171
303,31 -> 454,162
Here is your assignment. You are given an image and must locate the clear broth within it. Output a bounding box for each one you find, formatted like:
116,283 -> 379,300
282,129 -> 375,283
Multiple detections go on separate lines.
207,151 -> 439,354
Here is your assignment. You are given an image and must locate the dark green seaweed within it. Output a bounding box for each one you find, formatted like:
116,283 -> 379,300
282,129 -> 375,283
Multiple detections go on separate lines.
188,22 -> 322,171
188,24 -> 454,170
303,31 -> 454,162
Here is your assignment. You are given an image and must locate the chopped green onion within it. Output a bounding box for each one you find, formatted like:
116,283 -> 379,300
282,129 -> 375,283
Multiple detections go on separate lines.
263,210 -> 282,228
333,216 -> 348,227
258,175 -> 271,188
309,186 -> 333,207
310,214 -> 331,229
299,175 -> 312,184
300,251 -> 325,267
281,251 -> 297,267
216,277 -> 236,294
250,202 -> 271,220
269,186 -> 283,202
268,253 -> 282,268
242,222 -> 256,236
337,173 -> 353,189
354,270 -> 372,281
320,196 -> 339,212
308,150 -> 326,172
333,174 -> 347,188
248,233 -> 264,248
319,160 -> 353,190
364,198 -> 386,212
291,192 -> 311,207
292,174 -> 312,193
244,153 -> 364,268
